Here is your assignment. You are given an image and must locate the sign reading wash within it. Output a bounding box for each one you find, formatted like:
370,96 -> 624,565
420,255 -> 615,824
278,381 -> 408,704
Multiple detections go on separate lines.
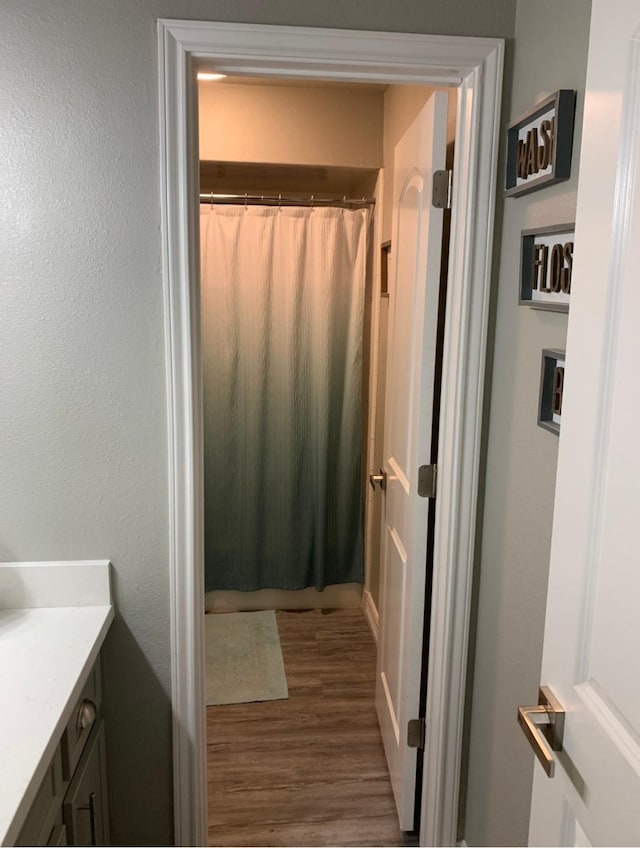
520,223 -> 574,311
505,90 -> 576,196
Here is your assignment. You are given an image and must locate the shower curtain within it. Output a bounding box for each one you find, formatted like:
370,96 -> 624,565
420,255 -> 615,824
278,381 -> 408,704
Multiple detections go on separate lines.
200,203 -> 368,592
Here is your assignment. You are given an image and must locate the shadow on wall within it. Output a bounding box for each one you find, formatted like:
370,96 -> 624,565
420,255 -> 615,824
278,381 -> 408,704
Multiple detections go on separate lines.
458,33 -> 516,845
102,603 -> 174,845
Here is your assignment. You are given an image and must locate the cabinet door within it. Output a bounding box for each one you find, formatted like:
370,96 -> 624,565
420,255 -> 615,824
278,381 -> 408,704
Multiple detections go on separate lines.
16,749 -> 64,846
46,813 -> 67,847
63,721 -> 109,846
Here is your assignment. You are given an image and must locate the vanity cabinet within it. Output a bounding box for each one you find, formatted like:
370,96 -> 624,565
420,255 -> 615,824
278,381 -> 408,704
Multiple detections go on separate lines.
16,659 -> 109,847
63,723 -> 109,846
14,750 -> 65,846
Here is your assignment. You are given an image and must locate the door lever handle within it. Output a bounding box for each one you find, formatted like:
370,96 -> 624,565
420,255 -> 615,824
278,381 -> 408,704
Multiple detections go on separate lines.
517,685 -> 565,777
369,469 -> 387,491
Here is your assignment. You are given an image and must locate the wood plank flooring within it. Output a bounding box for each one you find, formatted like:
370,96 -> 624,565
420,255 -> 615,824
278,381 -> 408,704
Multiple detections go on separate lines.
206,608 -> 404,847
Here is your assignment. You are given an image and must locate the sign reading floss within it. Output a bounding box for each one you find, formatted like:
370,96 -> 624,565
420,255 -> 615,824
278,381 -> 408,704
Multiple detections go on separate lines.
520,224 -> 574,311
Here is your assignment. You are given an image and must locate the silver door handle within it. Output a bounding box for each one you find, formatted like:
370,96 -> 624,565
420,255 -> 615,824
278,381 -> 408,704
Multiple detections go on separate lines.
369,470 -> 387,491
517,685 -> 565,777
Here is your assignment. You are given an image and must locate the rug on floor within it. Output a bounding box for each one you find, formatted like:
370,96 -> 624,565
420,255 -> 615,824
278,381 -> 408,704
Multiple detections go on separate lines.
204,609 -> 289,706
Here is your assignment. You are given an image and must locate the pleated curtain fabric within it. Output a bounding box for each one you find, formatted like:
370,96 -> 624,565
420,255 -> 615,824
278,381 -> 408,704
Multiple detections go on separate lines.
200,204 -> 368,591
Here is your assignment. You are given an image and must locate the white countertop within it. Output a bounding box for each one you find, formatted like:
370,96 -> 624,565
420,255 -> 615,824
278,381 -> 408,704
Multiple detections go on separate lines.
0,561 -> 114,846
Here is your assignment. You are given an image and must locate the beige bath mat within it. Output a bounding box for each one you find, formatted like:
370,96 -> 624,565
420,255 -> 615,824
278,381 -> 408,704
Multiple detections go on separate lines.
204,610 -> 289,706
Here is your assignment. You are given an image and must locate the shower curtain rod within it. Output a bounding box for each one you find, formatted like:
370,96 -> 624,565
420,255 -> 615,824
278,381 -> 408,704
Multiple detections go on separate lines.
199,192 -> 375,207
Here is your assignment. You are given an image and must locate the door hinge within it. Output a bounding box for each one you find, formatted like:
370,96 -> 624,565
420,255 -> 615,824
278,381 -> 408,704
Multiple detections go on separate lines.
407,717 -> 426,750
432,169 -> 453,209
418,464 -> 437,498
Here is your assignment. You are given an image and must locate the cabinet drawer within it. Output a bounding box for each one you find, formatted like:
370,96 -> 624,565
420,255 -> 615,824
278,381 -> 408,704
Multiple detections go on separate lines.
63,720 -> 109,846
61,658 -> 102,780
16,748 -> 64,846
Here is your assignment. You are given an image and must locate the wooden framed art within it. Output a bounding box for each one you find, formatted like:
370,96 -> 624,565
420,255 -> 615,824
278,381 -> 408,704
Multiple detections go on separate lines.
520,223 -> 574,311
505,89 -> 576,197
538,349 -> 565,435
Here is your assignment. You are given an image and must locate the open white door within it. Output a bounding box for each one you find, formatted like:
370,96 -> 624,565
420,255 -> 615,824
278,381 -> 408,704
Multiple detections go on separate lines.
524,3 -> 640,845
375,91 -> 448,831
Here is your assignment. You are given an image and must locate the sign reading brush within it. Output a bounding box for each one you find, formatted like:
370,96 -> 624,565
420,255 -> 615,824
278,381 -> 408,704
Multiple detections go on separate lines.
538,349 -> 565,435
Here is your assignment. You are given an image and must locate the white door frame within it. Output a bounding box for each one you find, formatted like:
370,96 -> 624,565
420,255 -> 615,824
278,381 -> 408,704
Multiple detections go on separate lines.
157,20 -> 503,848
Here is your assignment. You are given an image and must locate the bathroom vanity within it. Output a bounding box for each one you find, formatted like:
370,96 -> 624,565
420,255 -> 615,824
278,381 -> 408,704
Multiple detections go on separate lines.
0,562 -> 114,846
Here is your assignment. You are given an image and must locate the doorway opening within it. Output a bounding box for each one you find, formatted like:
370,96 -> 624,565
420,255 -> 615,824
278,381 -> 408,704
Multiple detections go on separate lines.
157,21 -> 503,847
197,74 -> 456,846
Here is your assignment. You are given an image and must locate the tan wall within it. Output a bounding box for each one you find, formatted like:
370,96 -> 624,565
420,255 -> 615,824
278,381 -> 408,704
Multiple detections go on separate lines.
463,1 -> 592,844
199,80 -> 384,168
197,80 -> 459,617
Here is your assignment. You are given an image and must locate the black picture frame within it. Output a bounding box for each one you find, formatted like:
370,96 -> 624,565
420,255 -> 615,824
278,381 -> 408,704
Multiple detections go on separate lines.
520,222 -> 574,312
538,349 -> 565,435
505,90 -> 576,197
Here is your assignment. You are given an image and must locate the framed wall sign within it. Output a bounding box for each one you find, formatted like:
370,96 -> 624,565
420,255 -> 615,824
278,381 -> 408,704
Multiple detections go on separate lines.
380,240 -> 391,297
505,90 -> 576,197
520,223 -> 574,311
538,349 -> 565,435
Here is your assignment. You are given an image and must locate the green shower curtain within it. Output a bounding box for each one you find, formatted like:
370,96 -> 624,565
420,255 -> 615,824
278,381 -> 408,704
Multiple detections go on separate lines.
200,204 -> 368,592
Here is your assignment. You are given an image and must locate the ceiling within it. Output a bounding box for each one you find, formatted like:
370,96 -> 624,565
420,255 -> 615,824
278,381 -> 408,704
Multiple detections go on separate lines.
196,70 -> 388,93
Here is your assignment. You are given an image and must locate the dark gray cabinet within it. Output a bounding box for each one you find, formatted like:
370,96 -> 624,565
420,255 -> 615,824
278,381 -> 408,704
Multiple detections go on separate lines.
16,658 -> 109,846
63,722 -> 109,846
15,751 -> 65,846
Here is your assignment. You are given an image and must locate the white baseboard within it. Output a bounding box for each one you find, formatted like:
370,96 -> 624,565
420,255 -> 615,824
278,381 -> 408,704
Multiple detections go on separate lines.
361,588 -> 379,643
205,583 -> 363,612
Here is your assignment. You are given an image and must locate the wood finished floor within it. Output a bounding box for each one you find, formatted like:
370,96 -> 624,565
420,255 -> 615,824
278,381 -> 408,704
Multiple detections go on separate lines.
206,608 -> 404,847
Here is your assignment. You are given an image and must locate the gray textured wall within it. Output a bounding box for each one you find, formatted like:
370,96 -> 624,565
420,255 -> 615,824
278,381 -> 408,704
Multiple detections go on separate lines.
463,1 -> 592,844
0,2 -> 516,844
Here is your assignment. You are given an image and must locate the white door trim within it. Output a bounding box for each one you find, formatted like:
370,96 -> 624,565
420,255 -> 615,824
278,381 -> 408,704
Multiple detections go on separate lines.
157,21 -> 503,847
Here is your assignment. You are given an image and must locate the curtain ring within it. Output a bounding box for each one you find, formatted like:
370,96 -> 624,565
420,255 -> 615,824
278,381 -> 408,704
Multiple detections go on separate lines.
310,195 -> 314,208
278,193 -> 282,210
244,193 -> 248,210
209,191 -> 214,209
